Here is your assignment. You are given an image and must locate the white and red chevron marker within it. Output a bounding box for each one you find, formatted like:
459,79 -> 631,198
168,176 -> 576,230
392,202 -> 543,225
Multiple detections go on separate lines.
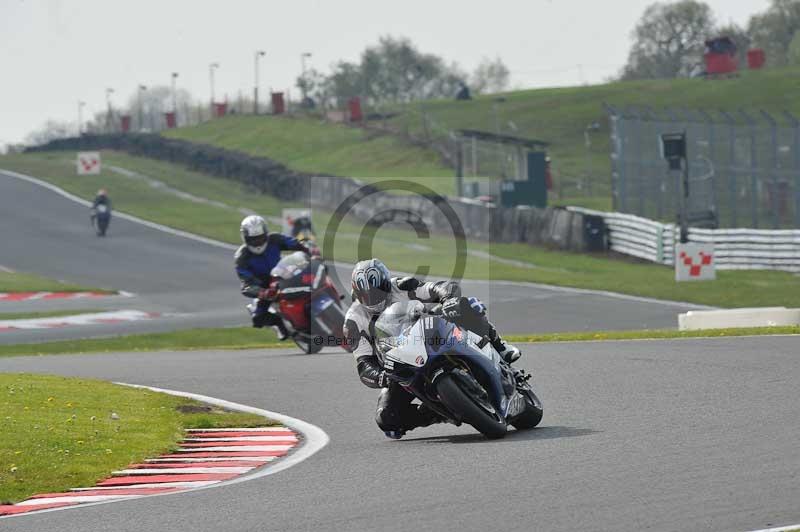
0,426 -> 299,516
0,291 -> 115,302
0,310 -> 157,331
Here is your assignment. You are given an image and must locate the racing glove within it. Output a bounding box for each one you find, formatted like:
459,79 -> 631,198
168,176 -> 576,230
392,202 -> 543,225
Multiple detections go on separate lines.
257,286 -> 278,301
396,277 -> 420,291
441,297 -> 463,321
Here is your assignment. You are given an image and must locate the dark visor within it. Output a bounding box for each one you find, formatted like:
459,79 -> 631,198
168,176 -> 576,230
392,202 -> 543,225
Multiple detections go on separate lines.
362,286 -> 389,307
245,233 -> 267,247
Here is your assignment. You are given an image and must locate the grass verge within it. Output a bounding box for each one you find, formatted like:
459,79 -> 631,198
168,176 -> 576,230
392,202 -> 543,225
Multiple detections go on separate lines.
0,309 -> 102,321
0,271 -> 109,294
164,114 -> 453,183
2,151 -> 799,308
0,327 -> 281,357
505,326 -> 800,343
0,373 -> 274,504
0,325 -> 796,358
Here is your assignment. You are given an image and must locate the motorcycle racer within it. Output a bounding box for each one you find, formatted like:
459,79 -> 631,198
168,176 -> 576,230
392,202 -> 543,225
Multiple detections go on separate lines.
343,258 -> 521,438
235,215 -> 314,340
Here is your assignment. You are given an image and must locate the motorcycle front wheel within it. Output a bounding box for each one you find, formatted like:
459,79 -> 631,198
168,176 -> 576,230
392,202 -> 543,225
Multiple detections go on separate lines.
293,337 -> 322,354
510,388 -> 543,430
437,373 -> 507,439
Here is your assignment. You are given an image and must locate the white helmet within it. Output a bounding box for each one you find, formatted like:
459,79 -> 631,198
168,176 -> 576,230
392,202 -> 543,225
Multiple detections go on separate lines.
240,215 -> 269,254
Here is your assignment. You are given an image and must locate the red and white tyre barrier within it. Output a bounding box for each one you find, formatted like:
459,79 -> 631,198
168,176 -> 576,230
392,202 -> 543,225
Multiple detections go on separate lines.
0,427 -> 299,516
0,310 -> 158,331
0,292 -> 118,302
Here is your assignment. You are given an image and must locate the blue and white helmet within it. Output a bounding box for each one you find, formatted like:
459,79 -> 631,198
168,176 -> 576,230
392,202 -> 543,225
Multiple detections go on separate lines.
240,215 -> 269,254
351,258 -> 392,314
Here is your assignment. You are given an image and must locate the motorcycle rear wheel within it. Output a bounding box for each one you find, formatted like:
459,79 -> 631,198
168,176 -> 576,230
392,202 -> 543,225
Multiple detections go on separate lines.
437,373 -> 507,439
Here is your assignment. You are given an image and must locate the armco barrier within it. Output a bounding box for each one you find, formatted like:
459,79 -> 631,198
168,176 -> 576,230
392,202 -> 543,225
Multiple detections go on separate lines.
26,135 -> 593,253
570,206 -> 800,272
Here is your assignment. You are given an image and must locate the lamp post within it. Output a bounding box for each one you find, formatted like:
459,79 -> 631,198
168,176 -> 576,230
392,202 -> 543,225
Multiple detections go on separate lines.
77,100 -> 86,135
105,88 -> 114,131
584,122 -> 600,195
137,85 -> 147,131
300,52 -> 312,102
171,72 -> 179,113
254,50 -> 265,114
209,62 -> 219,115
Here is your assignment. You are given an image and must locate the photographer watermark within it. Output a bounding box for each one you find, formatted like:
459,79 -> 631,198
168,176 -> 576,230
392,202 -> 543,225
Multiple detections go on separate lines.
320,179 -> 469,290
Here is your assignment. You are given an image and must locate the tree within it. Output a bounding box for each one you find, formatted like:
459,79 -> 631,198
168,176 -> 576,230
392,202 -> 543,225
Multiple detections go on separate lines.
788,29 -> 800,63
471,57 -> 510,94
748,0 -> 800,65
25,120 -> 75,146
295,67 -> 326,107
315,36 -> 470,107
621,0 -> 716,79
122,85 -> 194,131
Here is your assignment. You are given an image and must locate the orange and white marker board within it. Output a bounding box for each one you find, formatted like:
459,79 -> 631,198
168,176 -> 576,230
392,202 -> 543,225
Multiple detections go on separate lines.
76,151 -> 101,175
675,243 -> 716,282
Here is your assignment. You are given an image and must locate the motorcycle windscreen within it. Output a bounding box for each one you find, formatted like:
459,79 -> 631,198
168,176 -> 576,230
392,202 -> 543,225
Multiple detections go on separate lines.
310,293 -> 345,345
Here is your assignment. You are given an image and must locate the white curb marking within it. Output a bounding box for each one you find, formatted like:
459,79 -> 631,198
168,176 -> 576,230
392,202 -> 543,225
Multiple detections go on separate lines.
114,467 -> 254,475
184,435 -> 298,442
71,481 -> 218,491
746,524 -> 800,532
0,310 -> 156,330
176,444 -> 294,452
146,456 -> 276,463
18,495 -> 142,506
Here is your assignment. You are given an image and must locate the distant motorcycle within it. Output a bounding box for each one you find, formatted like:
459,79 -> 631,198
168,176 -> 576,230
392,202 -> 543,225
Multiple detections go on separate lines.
375,301 -> 543,439
90,204 -> 111,237
265,251 -> 346,354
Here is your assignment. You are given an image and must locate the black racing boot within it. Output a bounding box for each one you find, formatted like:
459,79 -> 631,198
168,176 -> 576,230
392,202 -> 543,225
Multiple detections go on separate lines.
488,326 -> 522,364
272,321 -> 289,341
416,403 -> 445,427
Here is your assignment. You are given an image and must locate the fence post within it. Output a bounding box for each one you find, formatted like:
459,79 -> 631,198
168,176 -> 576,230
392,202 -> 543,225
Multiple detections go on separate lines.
697,109 -> 719,226
628,107 -> 645,217
656,222 -> 664,263
760,110 -> 780,228
720,110 -> 738,228
740,109 -> 759,228
603,103 -> 622,212
783,111 -> 800,229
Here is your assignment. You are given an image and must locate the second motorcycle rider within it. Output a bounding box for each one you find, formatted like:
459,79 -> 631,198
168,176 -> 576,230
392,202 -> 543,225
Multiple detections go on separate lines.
235,215 -> 314,340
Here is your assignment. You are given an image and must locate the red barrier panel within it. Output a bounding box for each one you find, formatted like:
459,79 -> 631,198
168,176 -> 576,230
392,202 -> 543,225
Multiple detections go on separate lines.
271,92 -> 285,115
164,112 -> 176,129
120,115 -> 131,133
214,103 -> 227,118
747,49 -> 765,69
704,53 -> 738,75
348,97 -> 363,122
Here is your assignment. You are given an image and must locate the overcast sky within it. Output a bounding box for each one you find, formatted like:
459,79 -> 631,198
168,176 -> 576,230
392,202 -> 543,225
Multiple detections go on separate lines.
1,0 -> 770,146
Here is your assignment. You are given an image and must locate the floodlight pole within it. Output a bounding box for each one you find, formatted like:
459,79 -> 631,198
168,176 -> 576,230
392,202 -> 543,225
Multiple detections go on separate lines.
681,144 -> 690,243
254,51 -> 265,114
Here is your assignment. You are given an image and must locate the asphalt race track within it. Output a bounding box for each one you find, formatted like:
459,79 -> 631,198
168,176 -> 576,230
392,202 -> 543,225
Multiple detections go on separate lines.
1,336 -> 798,532
1,169 -> 799,531
0,170 -> 703,344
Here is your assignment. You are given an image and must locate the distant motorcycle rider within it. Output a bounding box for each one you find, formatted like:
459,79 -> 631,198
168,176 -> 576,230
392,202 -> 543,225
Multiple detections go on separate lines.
235,215 -> 314,340
90,188 -> 112,236
92,188 -> 111,211
343,258 -> 521,438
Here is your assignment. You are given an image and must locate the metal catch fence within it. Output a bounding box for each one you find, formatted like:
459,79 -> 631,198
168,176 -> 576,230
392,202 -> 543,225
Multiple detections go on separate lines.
606,105 -> 800,229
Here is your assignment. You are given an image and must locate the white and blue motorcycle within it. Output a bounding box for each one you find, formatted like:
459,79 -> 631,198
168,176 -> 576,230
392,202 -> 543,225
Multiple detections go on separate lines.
375,301 -> 543,439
